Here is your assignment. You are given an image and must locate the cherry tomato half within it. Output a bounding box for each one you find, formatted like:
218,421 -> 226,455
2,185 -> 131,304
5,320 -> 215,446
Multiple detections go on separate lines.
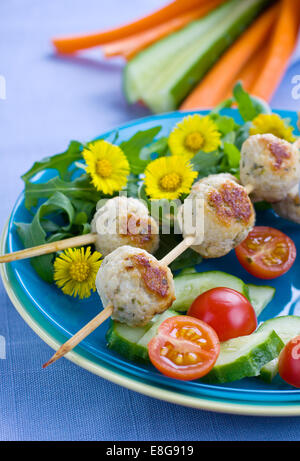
187,287 -> 257,342
278,336 -> 300,388
148,316 -> 220,381
235,226 -> 296,279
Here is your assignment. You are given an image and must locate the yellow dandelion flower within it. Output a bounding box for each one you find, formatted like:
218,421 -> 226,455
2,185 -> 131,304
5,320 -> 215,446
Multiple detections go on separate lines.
54,246 -> 102,299
144,156 -> 197,200
249,114 -> 296,142
168,114 -> 221,158
83,140 -> 130,195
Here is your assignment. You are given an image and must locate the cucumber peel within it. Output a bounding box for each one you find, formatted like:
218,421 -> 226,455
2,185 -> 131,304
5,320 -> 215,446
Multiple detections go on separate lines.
247,284 -> 275,317
106,309 -> 179,363
203,330 -> 284,384
173,271 -> 249,312
258,316 -> 300,382
106,321 -> 150,363
259,358 -> 278,383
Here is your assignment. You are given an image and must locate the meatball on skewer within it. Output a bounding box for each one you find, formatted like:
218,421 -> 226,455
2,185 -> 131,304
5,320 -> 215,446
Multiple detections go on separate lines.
272,185 -> 300,224
91,196 -> 159,257
43,246 -> 176,367
177,173 -> 255,259
240,134 -> 300,202
0,196 -> 159,263
96,246 -> 175,327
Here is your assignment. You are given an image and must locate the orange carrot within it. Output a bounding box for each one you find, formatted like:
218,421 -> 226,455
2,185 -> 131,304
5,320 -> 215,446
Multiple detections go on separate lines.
251,0 -> 299,101
52,0 -> 205,54
103,0 -> 225,60
223,39 -> 272,99
180,4 -> 279,110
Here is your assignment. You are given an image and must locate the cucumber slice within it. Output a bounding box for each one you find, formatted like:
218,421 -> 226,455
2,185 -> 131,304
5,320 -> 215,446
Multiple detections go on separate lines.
172,271 -> 249,312
258,316 -> 300,382
203,330 -> 284,384
258,315 -> 300,343
179,267 -> 197,276
137,309 -> 179,349
123,2 -> 228,104
259,358 -> 278,383
106,309 -> 179,362
127,0 -> 270,112
247,284 -> 275,317
106,321 -> 150,362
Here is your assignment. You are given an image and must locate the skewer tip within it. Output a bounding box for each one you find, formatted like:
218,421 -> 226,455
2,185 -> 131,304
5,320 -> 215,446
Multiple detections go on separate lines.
42,354 -> 57,369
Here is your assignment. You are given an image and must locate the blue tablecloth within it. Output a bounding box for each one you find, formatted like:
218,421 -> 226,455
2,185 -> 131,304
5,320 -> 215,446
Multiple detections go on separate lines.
1,0 -> 300,441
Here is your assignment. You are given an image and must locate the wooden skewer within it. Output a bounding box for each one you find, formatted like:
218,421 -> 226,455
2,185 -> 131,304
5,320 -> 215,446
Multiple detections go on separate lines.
245,183 -> 254,195
42,304 -> 113,368
0,233 -> 97,263
1,183 -> 255,264
159,235 -> 196,266
42,234 -> 197,368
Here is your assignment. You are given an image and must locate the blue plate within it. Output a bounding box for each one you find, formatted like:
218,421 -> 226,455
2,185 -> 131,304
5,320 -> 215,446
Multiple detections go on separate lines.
2,109 -> 300,416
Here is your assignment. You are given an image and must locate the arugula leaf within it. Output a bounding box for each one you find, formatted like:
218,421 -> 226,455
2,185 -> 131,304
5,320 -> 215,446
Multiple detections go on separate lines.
71,198 -> 97,225
233,82 -> 271,122
235,121 -> 252,150
16,192 -> 76,282
124,174 -> 140,198
211,114 -> 237,136
24,174 -> 100,210
223,142 -> 240,169
22,141 -> 83,182
120,126 -> 162,174
210,98 -> 234,114
140,137 -> 169,161
233,83 -> 259,121
191,151 -> 223,177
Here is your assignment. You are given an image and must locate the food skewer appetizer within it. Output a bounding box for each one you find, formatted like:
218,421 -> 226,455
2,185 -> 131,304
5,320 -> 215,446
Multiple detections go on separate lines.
0,196 -> 160,263
240,134 -> 300,203
159,132 -> 300,261
42,246 -> 177,368
271,139 -> 300,223
272,185 -> 300,224
42,173 -> 256,367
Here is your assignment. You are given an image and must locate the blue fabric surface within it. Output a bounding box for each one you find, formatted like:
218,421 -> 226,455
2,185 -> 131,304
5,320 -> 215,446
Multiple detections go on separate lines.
1,0 -> 300,441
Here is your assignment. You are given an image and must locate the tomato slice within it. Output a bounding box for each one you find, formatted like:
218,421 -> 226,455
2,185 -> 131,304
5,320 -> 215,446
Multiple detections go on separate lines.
235,226 -> 296,279
278,336 -> 300,388
148,316 -> 220,381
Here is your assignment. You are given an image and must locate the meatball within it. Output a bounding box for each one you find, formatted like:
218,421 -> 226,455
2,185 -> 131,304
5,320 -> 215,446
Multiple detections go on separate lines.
91,196 -> 159,257
240,134 -> 300,202
96,246 -> 175,326
272,185 -> 300,224
177,173 -> 255,258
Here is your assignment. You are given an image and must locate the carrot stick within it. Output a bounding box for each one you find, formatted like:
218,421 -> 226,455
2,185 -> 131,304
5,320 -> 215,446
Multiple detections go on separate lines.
52,0 -> 206,54
103,0 -> 225,60
223,38 -> 272,99
251,0 -> 300,102
180,4 -> 279,110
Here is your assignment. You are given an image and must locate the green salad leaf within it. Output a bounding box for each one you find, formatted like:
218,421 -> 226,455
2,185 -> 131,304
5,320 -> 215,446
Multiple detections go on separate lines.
120,126 -> 162,174
24,174 -> 100,210
22,141 -> 83,182
16,192 -> 76,282
191,151 -> 223,176
232,82 -> 270,122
